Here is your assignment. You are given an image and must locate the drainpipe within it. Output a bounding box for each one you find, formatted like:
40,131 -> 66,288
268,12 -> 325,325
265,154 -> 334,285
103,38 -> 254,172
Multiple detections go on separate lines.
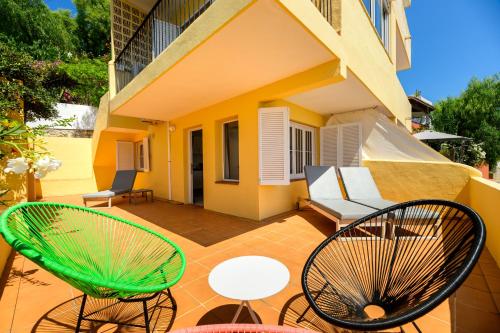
167,121 -> 172,201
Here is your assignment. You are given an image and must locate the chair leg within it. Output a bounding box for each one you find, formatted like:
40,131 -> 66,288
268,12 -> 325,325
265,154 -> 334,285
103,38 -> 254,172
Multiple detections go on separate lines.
143,300 -> 150,333
166,288 -> 177,310
412,321 -> 422,333
296,284 -> 328,323
75,294 -> 87,333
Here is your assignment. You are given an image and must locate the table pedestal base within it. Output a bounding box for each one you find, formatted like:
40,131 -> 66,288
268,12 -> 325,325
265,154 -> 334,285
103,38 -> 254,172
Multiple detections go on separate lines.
232,300 -> 259,324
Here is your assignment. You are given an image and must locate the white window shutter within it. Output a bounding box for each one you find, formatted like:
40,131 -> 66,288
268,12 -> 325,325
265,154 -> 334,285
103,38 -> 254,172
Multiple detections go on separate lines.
320,126 -> 339,166
259,107 -> 290,185
143,136 -> 150,172
320,123 -> 362,167
341,123 -> 362,167
116,141 -> 134,170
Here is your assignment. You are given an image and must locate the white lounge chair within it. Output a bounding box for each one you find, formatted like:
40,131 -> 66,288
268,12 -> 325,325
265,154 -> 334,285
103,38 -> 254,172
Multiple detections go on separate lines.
82,170 -> 137,207
338,167 -> 396,210
304,166 -> 377,232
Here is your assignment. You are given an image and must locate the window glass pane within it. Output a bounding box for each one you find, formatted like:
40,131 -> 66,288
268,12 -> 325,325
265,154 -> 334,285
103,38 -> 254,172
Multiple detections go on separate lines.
382,0 -> 390,49
224,121 -> 239,180
362,0 -> 371,15
290,126 -> 293,174
295,128 -> 303,174
139,144 -> 144,169
305,130 -> 312,167
375,0 -> 382,37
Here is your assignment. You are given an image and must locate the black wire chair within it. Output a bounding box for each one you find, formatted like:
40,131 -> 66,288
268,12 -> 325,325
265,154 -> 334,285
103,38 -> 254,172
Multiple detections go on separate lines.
299,199 -> 485,332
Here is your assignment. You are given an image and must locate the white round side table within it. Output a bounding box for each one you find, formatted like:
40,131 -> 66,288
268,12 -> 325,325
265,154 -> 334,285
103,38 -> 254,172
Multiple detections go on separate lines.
208,256 -> 290,324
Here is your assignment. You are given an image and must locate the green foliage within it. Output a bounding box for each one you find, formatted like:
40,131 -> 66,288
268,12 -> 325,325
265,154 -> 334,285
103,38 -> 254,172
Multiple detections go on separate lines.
0,0 -> 78,60
74,0 -> 111,57
54,57 -> 109,107
0,41 -> 58,121
439,142 -> 486,167
432,74 -> 500,169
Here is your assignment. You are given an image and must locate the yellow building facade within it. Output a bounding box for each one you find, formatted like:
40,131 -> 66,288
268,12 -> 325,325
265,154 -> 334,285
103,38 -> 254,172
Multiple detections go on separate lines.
92,0 -> 415,220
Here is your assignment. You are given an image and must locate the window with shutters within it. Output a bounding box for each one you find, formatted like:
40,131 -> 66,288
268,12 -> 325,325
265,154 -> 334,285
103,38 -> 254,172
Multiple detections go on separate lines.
290,122 -> 315,179
320,123 -> 362,167
258,107 -> 290,185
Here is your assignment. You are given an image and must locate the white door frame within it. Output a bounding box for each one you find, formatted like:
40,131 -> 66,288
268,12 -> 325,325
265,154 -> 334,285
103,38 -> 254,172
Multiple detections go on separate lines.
187,127 -> 202,204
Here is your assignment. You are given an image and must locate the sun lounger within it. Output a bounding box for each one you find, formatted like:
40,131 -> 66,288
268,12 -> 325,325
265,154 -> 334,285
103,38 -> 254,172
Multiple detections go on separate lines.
339,167 -> 442,238
304,166 -> 377,231
82,170 -> 137,207
338,167 -> 396,210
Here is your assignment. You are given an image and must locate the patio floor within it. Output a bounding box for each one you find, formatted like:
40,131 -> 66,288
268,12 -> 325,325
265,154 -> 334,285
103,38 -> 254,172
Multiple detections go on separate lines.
0,196 -> 499,333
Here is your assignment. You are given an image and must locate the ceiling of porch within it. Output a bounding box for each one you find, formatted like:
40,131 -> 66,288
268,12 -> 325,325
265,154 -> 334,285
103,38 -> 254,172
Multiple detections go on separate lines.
285,69 -> 388,115
111,0 -> 339,121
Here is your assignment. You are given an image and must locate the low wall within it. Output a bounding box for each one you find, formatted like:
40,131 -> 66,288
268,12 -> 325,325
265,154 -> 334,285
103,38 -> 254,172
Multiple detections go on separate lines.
0,236 -> 10,278
363,160 -> 480,204
365,159 -> 500,267
38,136 -> 97,197
469,177 -> 500,265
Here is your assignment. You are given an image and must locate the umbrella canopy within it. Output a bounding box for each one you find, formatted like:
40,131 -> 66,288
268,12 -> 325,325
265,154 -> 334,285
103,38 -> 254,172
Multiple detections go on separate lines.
413,130 -> 471,142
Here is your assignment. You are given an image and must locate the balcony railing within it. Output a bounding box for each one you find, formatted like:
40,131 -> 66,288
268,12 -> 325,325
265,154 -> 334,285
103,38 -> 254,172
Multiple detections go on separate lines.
311,0 -> 341,32
114,0 -> 216,93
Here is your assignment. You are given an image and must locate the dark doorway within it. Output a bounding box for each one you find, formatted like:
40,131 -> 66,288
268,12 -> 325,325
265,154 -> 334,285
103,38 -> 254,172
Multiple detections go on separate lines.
190,129 -> 203,206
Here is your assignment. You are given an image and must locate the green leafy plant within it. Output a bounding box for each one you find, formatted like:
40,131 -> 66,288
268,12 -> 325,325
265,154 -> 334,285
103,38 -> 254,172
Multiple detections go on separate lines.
432,74 -> 500,170
439,142 -> 486,167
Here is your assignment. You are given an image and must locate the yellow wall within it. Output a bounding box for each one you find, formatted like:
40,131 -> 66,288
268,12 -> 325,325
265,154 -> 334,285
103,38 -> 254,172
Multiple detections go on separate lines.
469,177 -> 500,265
363,160 -> 480,204
38,137 -> 97,197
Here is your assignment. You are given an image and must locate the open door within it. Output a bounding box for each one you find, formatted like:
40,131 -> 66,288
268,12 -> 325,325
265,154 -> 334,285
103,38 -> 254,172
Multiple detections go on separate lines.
189,129 -> 203,206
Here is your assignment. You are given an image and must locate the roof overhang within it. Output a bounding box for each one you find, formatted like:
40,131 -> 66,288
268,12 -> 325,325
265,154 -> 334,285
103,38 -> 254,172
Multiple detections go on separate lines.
285,69 -> 390,116
110,0 -> 343,121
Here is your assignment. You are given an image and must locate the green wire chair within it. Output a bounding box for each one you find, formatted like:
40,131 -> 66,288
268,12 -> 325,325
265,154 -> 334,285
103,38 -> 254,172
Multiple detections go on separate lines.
0,202 -> 186,332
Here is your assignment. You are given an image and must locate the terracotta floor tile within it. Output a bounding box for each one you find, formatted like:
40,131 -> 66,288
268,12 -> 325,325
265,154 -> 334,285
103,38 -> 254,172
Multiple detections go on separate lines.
455,302 -> 500,332
462,272 -> 491,293
1,196 -> 499,333
456,285 -> 498,313
413,315 -> 452,333
480,261 -> 500,278
492,293 -> 500,314
183,276 -> 218,304
484,274 -> 500,294
170,287 -> 203,318
479,248 -> 496,264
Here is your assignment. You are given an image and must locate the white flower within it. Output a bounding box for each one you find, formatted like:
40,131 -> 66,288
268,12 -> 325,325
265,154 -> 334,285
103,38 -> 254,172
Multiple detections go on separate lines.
35,157 -> 62,173
4,157 -> 29,175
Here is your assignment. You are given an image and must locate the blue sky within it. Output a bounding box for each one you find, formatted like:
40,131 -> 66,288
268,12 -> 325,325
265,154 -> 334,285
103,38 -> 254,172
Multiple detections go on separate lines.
45,0 -> 500,104
398,0 -> 500,102
45,0 -> 76,13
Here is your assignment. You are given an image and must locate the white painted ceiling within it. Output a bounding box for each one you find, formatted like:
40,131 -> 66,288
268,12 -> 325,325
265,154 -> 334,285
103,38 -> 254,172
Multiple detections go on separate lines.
286,70 -> 384,115
113,0 -> 336,120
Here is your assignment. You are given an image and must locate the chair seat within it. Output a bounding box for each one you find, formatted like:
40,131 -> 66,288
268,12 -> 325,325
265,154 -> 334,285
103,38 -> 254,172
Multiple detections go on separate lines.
301,199 -> 485,331
0,202 -> 186,298
82,189 -> 129,198
312,199 -> 376,220
351,198 -> 396,210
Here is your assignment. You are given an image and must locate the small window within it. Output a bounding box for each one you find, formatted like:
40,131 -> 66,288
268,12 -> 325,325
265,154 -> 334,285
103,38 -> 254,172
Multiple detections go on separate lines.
381,0 -> 390,50
362,0 -> 390,51
134,137 -> 150,172
290,122 -> 315,179
223,120 -> 239,181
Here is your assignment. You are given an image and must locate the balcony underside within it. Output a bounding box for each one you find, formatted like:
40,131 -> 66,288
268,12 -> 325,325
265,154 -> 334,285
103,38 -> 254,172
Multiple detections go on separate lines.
110,0 -> 343,121
285,68 -> 391,116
